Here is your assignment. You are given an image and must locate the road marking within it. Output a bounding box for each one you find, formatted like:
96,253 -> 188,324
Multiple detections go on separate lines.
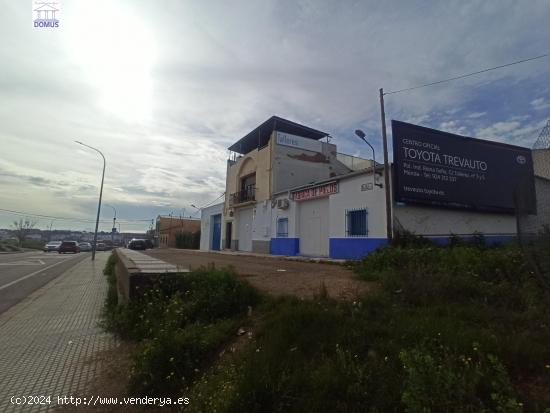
0,259 -> 46,266
0,256 -> 80,291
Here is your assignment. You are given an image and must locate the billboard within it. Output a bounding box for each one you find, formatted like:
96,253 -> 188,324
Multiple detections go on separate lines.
392,120 -> 536,213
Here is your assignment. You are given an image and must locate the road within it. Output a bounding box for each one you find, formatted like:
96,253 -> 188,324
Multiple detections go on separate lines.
0,250 -> 93,314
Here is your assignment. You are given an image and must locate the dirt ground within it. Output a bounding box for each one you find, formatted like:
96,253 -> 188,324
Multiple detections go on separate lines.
144,249 -> 373,301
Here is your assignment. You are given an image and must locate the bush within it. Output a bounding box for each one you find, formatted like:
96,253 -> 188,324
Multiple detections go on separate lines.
400,339 -> 521,412
129,319 -> 238,396
101,253 -> 119,329
101,260 -> 262,398
102,267 -> 261,340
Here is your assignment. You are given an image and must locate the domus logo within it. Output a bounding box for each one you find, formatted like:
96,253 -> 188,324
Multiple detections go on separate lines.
33,1 -> 60,28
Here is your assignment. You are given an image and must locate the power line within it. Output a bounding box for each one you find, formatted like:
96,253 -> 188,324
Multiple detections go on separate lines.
0,208 -> 152,224
198,192 -> 225,209
384,52 -> 550,96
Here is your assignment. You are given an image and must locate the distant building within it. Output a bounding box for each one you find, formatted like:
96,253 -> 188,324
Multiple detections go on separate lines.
155,215 -> 201,248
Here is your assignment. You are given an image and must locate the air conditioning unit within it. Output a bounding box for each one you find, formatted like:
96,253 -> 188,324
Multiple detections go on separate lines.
277,199 -> 290,210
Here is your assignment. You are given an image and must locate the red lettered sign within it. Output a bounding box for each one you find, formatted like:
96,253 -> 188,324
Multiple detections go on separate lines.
292,182 -> 338,201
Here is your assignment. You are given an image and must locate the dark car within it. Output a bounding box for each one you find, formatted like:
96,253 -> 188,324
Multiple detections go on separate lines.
58,241 -> 80,254
128,239 -> 147,250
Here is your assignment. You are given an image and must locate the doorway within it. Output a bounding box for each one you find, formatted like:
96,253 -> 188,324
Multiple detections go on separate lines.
225,222 -> 232,249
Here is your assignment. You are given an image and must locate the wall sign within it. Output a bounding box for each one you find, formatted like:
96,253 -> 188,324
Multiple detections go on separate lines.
292,181 -> 338,201
276,131 -> 324,153
392,120 -> 536,213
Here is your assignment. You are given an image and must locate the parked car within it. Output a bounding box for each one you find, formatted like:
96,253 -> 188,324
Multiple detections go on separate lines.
128,239 -> 147,250
58,241 -> 80,254
43,241 -> 62,252
78,242 -> 92,252
144,239 -> 154,249
96,242 -> 106,251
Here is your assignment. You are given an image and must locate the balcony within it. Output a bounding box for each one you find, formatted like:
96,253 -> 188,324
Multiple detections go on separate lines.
229,186 -> 256,206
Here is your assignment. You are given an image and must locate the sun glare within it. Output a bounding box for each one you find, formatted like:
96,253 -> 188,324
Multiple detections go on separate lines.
66,1 -> 157,122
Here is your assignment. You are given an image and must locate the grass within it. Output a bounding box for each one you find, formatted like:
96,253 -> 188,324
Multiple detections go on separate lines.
188,242 -> 550,413
102,241 -> 550,412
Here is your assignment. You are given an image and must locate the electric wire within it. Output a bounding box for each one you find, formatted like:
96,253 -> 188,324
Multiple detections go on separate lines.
384,52 -> 550,96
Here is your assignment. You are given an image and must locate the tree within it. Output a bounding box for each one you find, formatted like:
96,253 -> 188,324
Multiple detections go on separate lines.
11,218 -> 37,247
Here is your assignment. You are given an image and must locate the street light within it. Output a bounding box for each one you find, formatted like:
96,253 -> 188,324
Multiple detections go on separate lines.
354,129 -> 381,189
190,204 -> 201,217
104,204 -> 117,245
75,140 -> 105,261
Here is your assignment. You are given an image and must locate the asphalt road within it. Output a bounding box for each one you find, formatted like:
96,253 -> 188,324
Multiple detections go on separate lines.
0,250 -> 94,314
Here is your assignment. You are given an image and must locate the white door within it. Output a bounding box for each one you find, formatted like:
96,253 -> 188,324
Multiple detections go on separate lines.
298,198 -> 329,256
236,207 -> 253,251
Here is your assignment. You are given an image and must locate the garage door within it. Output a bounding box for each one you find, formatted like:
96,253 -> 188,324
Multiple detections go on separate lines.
298,198 -> 329,257
236,207 -> 253,252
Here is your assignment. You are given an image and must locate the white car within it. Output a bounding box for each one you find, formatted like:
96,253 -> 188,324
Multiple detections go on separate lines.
78,242 -> 92,252
43,241 -> 62,252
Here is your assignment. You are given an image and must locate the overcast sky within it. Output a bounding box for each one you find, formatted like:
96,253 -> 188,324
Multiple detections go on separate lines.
1,0 -> 549,232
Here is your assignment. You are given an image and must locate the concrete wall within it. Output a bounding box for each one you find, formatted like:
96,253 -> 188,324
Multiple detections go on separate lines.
520,176 -> 550,234
272,134 -> 350,193
393,204 -> 516,237
200,203 -> 224,251
532,149 -> 550,179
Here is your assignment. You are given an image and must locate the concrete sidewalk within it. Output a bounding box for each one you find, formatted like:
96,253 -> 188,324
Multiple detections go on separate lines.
0,253 -> 117,412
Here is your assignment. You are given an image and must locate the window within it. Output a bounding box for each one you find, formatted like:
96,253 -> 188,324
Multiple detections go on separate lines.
346,208 -> 368,237
277,218 -> 288,237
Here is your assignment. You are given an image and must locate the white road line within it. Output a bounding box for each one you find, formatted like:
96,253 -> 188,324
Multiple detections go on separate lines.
0,256 -> 81,291
0,259 -> 46,266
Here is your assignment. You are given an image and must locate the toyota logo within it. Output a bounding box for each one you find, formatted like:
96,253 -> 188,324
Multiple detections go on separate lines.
516,155 -> 526,165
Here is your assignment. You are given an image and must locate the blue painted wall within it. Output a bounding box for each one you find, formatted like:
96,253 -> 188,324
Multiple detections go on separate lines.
329,238 -> 388,260
270,238 -> 300,256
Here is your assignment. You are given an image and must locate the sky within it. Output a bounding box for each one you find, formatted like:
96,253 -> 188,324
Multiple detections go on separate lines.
1,0 -> 549,232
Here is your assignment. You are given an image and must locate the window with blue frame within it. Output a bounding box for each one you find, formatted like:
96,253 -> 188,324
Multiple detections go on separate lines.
346,208 -> 368,237
277,217 -> 289,237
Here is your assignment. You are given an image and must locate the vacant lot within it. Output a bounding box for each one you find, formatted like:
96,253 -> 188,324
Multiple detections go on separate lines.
145,249 -> 371,300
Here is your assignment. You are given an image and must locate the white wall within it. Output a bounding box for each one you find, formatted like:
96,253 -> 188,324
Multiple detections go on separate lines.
271,194 -> 298,238
251,200 -> 272,241
394,204 -> 516,236
200,203 -> 224,251
329,171 -> 387,238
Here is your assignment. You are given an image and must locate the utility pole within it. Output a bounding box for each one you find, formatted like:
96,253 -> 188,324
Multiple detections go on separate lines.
379,88 -> 393,242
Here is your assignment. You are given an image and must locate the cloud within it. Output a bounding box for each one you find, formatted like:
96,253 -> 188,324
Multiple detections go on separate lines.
2,0 -> 550,227
531,97 -> 550,111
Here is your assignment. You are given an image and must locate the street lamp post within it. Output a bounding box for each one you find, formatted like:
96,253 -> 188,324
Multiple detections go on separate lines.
190,204 -> 201,218
75,140 -> 105,261
105,204 -> 117,245
354,129 -> 382,189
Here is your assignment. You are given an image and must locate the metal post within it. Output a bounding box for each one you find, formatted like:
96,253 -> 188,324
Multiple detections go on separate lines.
105,204 -> 117,246
76,141 -> 105,261
379,88 -> 393,242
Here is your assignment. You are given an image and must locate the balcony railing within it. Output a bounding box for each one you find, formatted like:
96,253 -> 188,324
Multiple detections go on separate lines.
229,186 -> 256,206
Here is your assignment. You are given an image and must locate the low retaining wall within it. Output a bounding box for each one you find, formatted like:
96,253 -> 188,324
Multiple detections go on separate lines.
113,249 -> 188,304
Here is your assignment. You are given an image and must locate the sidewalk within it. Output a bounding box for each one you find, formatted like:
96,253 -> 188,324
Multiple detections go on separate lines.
0,253 -> 117,412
